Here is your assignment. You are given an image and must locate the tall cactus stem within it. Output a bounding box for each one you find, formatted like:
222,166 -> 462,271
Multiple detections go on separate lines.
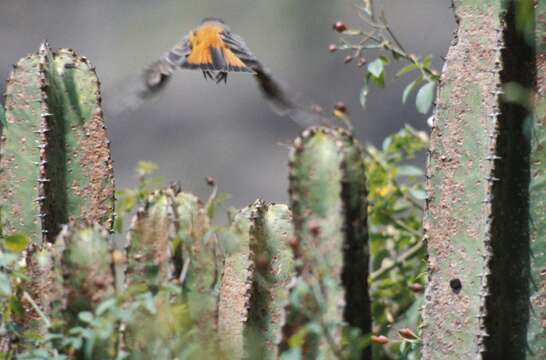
127,188 -> 176,287
0,42 -> 114,243
245,202 -> 295,359
422,1 -> 534,358
173,191 -> 218,353
218,203 -> 256,358
281,127 -> 370,359
528,1 -> 546,357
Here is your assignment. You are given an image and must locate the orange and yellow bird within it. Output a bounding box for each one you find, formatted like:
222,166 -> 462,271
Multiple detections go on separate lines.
132,17 -> 328,127
144,17 -> 295,112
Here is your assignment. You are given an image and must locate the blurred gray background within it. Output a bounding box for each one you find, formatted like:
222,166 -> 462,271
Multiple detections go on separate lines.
0,0 -> 454,213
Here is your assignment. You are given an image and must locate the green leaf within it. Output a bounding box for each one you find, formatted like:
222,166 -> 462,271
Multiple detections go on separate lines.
368,58 -> 385,78
0,253 -> 19,267
422,55 -> 432,69
96,298 -> 117,316
78,311 -> 94,323
416,81 -> 436,114
402,76 -> 423,104
3,233 -> 29,253
360,78 -> 369,109
382,136 -> 392,152
396,165 -> 424,177
379,55 -> 390,65
0,272 -> 12,297
391,50 -> 402,61
370,71 -> 385,88
135,160 -> 158,177
396,63 -> 418,78
409,188 -> 427,200
280,349 -> 302,360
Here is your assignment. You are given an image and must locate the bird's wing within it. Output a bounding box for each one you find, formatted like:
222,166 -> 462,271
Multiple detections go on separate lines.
112,27 -> 332,128
144,36 -> 191,91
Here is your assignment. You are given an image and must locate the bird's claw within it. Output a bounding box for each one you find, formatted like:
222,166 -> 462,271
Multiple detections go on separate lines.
215,72 -> 228,84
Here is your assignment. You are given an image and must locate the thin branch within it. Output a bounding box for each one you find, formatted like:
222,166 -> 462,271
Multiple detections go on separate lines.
23,291 -> 51,328
380,10 -> 406,53
371,240 -> 425,281
382,211 -> 422,238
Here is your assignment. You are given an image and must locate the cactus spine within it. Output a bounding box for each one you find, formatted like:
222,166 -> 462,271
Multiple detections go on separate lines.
282,127 -> 371,359
0,43 -> 114,243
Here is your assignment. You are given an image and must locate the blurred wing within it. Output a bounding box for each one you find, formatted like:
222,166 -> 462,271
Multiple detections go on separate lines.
108,36 -> 191,118
145,36 -> 192,90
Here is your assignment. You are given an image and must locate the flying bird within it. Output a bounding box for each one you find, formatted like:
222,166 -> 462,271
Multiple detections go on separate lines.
116,17 -> 330,128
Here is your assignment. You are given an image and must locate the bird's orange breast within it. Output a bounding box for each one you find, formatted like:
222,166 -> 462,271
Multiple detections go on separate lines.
186,23 -> 247,70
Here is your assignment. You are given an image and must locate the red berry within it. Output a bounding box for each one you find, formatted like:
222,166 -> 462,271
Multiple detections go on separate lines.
357,57 -> 367,67
398,328 -> 418,340
334,101 -> 347,114
333,21 -> 347,33
344,55 -> 353,64
308,222 -> 321,237
206,176 -> 216,186
408,283 -> 424,293
328,44 -> 337,53
371,335 -> 389,345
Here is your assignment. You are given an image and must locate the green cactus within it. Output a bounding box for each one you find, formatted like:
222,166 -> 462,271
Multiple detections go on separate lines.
217,203 -> 256,358
422,1 -> 537,358
127,188 -> 176,288
19,243 -> 63,344
245,202 -> 295,359
56,223 -> 117,358
57,223 -> 114,321
281,127 -> 371,359
15,223 -> 116,357
173,191 -> 218,354
528,1 -> 546,357
217,200 -> 295,359
0,42 -> 114,244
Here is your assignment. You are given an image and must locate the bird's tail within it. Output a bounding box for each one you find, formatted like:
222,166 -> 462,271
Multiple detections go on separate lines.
249,62 -> 332,128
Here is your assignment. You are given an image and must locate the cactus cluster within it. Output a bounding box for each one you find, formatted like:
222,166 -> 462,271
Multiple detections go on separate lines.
0,44 -> 371,359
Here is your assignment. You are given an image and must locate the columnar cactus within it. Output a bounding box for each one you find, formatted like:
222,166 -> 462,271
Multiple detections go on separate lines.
218,200 -> 295,359
174,191 -> 218,353
528,2 -> 546,358
422,1 -> 538,358
127,188 -> 176,287
281,127 -> 371,359
0,43 -> 114,243
56,223 -> 117,358
245,202 -> 295,359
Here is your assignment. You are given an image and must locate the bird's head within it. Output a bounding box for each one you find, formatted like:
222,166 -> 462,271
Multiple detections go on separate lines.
200,17 -> 225,25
